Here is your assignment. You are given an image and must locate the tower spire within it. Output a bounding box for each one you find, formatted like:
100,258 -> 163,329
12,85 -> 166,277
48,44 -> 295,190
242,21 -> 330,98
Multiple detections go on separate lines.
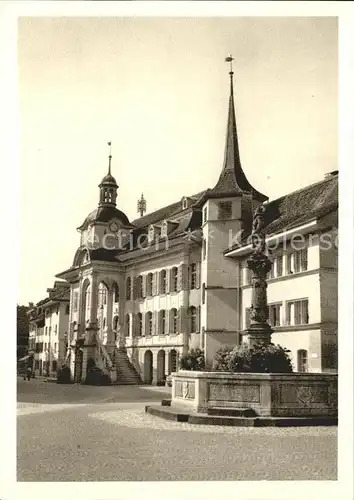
202,55 -> 267,202
108,141 -> 112,175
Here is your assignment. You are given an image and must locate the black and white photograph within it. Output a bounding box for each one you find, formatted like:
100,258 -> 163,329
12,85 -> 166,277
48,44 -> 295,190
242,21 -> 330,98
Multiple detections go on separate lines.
1,2 -> 353,499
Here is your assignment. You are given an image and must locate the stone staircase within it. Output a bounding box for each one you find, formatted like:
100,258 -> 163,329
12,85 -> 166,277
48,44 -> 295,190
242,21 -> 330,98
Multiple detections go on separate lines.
113,347 -> 142,385
93,333 -> 142,385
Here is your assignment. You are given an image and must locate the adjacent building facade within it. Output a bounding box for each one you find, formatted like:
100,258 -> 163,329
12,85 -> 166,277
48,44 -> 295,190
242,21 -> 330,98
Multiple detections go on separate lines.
52,67 -> 337,384
28,281 -> 70,376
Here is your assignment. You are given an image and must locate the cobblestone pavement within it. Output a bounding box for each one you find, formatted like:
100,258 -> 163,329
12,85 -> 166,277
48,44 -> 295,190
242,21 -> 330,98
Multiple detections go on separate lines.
17,379 -> 337,481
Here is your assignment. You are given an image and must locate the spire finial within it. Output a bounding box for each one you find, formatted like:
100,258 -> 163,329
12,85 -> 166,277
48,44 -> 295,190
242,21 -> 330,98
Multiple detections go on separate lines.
107,141 -> 112,175
225,55 -> 234,95
137,192 -> 147,217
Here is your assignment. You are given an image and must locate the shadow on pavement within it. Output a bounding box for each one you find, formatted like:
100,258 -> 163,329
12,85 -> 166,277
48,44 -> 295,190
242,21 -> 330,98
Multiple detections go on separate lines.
17,377 -> 171,405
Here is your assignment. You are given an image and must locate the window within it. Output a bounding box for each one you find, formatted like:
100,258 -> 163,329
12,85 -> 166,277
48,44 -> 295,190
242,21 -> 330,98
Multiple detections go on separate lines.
52,360 -> 57,373
268,303 -> 282,327
54,342 -> 57,352
113,283 -> 119,303
125,277 -> 132,300
190,263 -> 197,289
245,308 -> 251,329
125,314 -> 130,337
286,253 -> 293,274
65,304 -> 70,315
160,310 -> 166,335
300,249 -> 308,271
137,313 -> 143,336
218,201 -> 232,220
45,326 -> 48,335
146,273 -> 153,296
288,249 -> 308,274
202,283 -> 206,304
171,267 -> 178,292
245,267 -> 252,285
267,261 -> 275,280
171,308 -> 178,334
98,283 -> 107,307
286,299 -> 309,325
160,270 -> 167,294
203,207 -> 207,224
146,311 -> 153,336
297,349 -> 308,373
202,239 -> 206,260
276,255 -> 283,277
49,326 -> 51,335
189,306 -> 197,333
55,324 -> 58,334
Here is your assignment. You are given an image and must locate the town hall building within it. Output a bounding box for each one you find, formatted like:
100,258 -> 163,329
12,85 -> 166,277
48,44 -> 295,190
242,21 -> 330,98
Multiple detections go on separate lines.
43,64 -> 338,384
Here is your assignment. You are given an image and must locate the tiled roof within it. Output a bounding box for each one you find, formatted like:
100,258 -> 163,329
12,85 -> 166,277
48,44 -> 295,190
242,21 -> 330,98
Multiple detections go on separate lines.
227,173 -> 338,252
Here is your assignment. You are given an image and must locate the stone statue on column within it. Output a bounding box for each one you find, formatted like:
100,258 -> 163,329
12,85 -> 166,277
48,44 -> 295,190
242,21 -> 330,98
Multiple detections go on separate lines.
246,204 -> 273,346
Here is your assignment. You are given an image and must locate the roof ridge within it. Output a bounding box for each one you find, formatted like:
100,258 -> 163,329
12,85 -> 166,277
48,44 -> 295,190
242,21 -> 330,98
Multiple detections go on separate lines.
266,173 -> 338,205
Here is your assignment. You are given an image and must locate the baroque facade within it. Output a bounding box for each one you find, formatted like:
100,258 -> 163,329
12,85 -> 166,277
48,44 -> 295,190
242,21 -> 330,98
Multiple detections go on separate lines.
54,68 -> 337,384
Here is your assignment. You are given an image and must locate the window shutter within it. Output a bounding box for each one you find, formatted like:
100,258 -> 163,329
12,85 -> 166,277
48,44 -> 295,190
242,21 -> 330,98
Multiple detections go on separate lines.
177,266 -> 183,291
180,264 -> 188,290
142,275 -> 147,298
196,263 -> 201,289
166,309 -> 170,334
132,278 -> 136,300
145,313 -> 149,336
131,314 -> 136,337
166,269 -> 170,294
196,306 -> 201,333
154,272 -> 159,296
154,310 -> 159,335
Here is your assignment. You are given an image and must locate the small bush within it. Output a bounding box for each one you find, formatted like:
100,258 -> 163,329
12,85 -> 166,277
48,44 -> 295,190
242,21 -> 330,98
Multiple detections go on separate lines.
180,348 -> 205,371
56,365 -> 72,384
212,345 -> 233,371
229,343 -> 293,373
213,343 -> 293,373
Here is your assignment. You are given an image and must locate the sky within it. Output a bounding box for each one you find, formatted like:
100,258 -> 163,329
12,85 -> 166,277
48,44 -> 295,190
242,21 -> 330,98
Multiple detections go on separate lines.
18,16 -> 337,305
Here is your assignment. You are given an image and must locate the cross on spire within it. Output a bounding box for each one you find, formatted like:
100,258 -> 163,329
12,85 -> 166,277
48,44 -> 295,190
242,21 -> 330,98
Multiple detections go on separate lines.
225,54 -> 234,75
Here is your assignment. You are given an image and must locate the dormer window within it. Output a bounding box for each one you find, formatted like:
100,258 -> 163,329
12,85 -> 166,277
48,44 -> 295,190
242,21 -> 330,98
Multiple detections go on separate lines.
161,221 -> 168,238
148,225 -> 155,243
182,196 -> 193,210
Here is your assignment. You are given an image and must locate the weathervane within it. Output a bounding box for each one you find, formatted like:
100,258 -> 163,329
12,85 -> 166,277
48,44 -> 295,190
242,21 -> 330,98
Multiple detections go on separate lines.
107,141 -> 112,175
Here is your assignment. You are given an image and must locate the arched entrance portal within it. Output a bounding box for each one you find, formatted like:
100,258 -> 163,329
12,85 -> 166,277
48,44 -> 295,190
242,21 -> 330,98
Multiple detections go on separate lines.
144,350 -> 153,385
157,349 -> 165,385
